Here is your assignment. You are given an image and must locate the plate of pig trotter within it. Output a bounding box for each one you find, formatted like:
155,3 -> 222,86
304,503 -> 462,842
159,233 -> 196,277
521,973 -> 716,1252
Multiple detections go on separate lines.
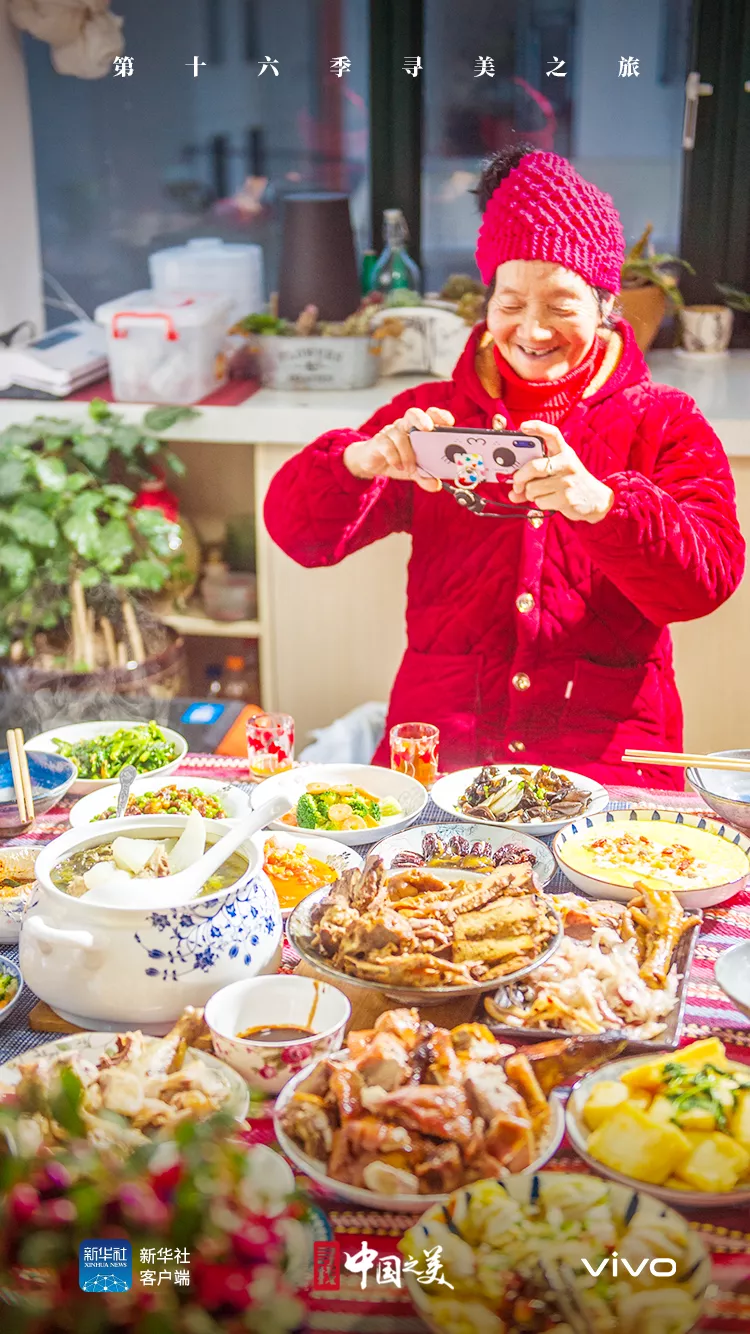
274,1009 -> 626,1211
286,857 -> 563,1004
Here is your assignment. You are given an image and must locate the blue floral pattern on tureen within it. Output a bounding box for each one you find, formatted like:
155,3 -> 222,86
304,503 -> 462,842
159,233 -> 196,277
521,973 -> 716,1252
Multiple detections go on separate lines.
135,874 -> 278,982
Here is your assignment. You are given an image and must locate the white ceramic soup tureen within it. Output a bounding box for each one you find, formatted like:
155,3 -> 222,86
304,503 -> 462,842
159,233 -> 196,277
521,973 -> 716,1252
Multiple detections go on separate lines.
21,817 -> 282,1034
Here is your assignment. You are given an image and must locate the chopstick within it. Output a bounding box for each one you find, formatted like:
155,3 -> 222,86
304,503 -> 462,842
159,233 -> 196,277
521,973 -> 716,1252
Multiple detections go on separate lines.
622,749 -> 750,773
6,728 -> 34,824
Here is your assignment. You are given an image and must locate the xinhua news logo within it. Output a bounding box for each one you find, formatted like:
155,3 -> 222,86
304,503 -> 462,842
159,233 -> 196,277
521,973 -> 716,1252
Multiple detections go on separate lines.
79,1239 -> 133,1293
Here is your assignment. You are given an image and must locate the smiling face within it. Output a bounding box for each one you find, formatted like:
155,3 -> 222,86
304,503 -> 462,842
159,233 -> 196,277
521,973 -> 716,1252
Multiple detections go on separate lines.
486,259 -> 613,380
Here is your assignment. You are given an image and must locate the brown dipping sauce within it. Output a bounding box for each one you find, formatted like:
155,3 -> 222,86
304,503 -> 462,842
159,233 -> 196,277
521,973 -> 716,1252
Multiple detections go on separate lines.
237,1025 -> 315,1043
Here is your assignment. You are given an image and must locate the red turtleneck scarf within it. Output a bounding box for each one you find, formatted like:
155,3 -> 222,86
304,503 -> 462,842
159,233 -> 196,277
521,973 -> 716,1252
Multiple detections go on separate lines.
493,337 -> 605,427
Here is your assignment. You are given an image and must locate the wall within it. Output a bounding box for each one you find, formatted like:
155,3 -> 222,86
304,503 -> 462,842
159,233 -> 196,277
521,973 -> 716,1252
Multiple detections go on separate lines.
0,0 -> 43,333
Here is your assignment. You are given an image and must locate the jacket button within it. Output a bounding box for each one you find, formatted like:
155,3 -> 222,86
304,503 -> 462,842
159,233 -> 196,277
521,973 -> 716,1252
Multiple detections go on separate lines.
528,512 -> 544,529
512,672 -> 531,691
516,593 -> 534,614
508,740 -> 526,753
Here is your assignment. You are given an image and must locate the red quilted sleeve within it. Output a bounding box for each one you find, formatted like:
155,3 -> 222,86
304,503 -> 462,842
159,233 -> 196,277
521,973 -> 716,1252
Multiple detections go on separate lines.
572,396 -> 745,625
263,380 -> 456,567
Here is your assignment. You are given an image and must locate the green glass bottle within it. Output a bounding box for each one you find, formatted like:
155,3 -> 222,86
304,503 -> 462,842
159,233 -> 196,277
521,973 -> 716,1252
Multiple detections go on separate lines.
370,209 -> 422,295
360,250 -> 378,294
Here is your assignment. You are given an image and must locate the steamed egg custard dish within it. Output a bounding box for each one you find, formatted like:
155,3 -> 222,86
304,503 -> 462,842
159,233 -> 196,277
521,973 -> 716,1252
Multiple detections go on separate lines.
561,822 -> 748,892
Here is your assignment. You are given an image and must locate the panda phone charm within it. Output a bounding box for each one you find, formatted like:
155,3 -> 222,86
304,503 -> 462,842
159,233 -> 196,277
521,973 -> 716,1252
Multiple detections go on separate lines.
408,426 -> 546,486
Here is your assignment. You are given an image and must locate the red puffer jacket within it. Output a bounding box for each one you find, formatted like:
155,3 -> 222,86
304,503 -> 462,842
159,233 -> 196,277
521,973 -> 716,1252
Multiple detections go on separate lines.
264,321 -> 745,789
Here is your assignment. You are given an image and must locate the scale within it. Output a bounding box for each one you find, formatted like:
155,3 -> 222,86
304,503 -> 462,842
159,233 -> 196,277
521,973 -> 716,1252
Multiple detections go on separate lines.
0,320 -> 108,396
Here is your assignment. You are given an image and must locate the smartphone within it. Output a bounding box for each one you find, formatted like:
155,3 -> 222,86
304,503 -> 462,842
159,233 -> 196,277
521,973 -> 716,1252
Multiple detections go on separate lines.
408,427 -> 546,484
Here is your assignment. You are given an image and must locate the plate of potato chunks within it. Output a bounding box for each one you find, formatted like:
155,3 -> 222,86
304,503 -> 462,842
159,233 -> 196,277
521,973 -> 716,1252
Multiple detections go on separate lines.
566,1037 -> 750,1207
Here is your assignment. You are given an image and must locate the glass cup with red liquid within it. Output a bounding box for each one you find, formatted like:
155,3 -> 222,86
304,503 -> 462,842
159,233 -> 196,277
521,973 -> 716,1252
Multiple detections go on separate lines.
246,712 -> 295,779
389,722 -> 440,790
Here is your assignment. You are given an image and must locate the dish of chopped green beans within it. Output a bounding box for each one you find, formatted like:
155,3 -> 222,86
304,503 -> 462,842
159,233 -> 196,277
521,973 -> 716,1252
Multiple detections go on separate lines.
93,785 -> 227,821
53,722 -> 178,781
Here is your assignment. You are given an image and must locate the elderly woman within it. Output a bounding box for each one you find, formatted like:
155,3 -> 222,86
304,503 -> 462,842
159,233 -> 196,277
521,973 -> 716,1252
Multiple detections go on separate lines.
264,148 -> 745,788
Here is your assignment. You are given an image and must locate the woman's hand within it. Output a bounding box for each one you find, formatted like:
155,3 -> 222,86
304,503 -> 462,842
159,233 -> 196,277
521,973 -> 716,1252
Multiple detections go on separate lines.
507,419 -> 614,523
343,406 -> 455,492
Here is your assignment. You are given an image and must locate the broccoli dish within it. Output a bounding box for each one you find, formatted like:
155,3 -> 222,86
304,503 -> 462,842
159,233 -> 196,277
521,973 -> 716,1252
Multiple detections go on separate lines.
280,782 -> 402,833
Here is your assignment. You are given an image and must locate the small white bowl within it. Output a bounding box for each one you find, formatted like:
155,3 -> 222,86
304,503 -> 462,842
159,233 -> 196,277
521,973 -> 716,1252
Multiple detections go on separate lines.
205,974 -> 351,1095
554,807 -> 750,909
715,940 -> 750,1019
69,776 -> 251,828
0,847 -> 38,944
250,763 -> 427,846
253,830 -> 363,920
25,721 -> 188,796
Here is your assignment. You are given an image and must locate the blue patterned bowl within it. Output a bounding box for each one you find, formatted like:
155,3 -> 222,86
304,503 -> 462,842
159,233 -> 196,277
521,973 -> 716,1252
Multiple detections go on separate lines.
0,750 -> 76,831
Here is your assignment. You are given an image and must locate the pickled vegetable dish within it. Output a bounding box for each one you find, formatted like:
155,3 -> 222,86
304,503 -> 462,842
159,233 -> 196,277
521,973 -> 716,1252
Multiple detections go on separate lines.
94,785 -> 227,821
53,722 -> 178,781
0,971 -> 18,1010
281,783 -> 402,833
262,837 -> 340,909
459,764 -> 591,823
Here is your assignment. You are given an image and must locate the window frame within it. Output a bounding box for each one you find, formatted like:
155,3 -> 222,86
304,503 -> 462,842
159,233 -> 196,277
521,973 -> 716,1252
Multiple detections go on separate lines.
368,0 -> 749,323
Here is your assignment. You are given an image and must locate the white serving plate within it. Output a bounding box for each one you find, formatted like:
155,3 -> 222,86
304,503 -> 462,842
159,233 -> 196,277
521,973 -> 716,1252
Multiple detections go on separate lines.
0,847 -> 38,944
287,885 -> 563,1006
431,765 -> 608,837
0,1030 -> 249,1127
566,1051 -> 750,1209
715,940 -> 750,1019
371,821 -> 555,887
25,721 -> 188,796
250,763 -> 427,847
252,829 -> 363,920
554,807 -> 750,908
403,1172 -> 711,1334
69,775 -> 251,828
274,1050 -> 565,1212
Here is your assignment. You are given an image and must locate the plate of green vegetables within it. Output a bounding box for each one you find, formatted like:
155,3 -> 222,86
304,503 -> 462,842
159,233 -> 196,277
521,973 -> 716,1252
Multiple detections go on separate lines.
24,720 -> 188,795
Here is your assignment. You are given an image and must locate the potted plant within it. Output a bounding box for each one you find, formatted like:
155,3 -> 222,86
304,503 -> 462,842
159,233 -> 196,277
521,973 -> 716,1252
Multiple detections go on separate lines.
619,224 -> 694,351
0,1110 -> 313,1333
231,300 -> 404,392
0,399 -> 198,697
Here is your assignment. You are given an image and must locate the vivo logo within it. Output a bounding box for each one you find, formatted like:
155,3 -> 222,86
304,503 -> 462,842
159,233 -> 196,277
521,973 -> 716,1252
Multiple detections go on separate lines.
581,1251 -> 677,1279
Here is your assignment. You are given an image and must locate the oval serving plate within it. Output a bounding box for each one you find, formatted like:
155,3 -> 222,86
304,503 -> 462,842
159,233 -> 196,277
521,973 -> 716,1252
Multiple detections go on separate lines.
0,1031 -> 249,1128
250,763 -> 427,847
69,775 -> 251,828
274,1050 -> 565,1212
25,722 -> 188,796
286,885 -> 563,1007
431,765 -> 608,837
566,1051 -> 750,1209
371,821 -> 555,888
554,807 -> 750,909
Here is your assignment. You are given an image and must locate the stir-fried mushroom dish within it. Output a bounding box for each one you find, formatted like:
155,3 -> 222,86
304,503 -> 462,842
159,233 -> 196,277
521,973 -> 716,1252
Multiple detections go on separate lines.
280,1009 -> 625,1196
0,1009 -> 232,1153
306,859 -> 559,987
459,765 -> 592,823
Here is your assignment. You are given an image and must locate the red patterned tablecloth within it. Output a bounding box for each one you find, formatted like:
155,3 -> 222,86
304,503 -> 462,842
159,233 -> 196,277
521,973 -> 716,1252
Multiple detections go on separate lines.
4,753 -> 750,1331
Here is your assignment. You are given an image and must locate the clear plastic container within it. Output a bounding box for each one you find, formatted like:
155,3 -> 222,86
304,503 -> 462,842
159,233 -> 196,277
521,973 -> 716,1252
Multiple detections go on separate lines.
94,290 -> 233,404
149,239 -> 264,326
201,571 -> 257,622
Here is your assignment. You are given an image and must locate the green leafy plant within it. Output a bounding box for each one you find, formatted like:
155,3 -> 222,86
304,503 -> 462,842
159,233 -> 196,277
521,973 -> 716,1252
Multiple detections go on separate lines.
0,399 -> 196,660
716,282 -> 750,312
621,223 -> 694,307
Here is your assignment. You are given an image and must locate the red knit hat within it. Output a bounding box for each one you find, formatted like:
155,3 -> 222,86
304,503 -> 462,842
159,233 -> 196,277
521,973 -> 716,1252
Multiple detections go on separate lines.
475,152 -> 625,294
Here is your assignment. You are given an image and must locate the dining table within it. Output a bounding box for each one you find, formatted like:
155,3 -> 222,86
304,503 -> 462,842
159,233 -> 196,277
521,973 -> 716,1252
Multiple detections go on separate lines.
1,751 -> 749,1332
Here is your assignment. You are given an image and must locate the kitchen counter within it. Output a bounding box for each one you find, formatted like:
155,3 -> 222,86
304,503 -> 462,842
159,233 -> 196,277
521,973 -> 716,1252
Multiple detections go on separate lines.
0,351 -> 748,452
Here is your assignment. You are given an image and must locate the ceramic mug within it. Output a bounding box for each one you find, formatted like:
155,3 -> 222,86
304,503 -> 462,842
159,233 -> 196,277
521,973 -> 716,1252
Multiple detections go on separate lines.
679,304 -> 734,354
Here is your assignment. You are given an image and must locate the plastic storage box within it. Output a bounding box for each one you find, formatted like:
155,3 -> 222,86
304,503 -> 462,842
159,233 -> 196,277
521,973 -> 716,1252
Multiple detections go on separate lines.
149,239 -> 264,326
94,290 -> 233,404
